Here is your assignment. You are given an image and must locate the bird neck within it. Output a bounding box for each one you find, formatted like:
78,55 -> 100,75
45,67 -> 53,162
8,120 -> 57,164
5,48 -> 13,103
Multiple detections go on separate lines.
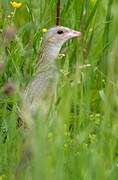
36,41 -> 62,73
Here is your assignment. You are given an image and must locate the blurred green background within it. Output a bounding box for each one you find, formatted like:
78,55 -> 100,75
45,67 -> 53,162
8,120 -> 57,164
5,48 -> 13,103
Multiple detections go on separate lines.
0,0 -> 118,179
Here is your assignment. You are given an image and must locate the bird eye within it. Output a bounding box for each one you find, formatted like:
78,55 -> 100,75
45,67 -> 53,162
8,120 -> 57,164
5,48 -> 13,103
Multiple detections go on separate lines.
57,30 -> 64,34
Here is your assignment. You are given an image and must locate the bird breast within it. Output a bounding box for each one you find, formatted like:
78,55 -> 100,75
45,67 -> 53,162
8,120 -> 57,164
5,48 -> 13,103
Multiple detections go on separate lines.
23,67 -> 59,117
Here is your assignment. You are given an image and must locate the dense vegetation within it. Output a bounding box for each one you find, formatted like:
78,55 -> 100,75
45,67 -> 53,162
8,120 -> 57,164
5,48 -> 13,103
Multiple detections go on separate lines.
0,0 -> 118,179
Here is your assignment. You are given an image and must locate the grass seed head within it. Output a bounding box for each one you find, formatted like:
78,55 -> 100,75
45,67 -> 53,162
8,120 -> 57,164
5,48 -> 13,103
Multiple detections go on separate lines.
3,81 -> 15,95
4,25 -> 16,41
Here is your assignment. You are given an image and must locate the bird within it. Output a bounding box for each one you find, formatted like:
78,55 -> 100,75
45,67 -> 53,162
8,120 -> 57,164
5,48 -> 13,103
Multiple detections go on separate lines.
15,26 -> 81,179
21,26 -> 81,129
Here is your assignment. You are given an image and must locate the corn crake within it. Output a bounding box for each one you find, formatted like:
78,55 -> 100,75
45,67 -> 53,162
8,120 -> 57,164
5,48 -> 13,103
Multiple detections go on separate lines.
16,26 -> 81,179
22,26 -> 81,129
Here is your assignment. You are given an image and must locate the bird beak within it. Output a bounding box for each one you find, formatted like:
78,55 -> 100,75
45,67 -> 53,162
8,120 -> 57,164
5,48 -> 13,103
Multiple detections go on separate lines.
67,29 -> 81,38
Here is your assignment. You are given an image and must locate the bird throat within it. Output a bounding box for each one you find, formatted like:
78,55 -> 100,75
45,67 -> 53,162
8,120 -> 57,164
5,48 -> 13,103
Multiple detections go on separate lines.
36,41 -> 62,73
24,41 -> 61,103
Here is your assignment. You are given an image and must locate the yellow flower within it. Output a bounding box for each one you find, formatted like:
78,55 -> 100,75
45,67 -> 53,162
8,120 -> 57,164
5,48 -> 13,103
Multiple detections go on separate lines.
10,1 -> 22,8
42,28 -> 48,33
7,15 -> 11,18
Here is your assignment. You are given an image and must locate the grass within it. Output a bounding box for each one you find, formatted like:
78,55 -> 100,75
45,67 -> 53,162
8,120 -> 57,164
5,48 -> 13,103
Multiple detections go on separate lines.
0,0 -> 118,179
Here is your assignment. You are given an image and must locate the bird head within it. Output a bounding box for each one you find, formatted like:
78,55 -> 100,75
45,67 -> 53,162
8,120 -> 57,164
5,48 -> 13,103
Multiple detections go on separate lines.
43,26 -> 81,47
39,26 -> 81,64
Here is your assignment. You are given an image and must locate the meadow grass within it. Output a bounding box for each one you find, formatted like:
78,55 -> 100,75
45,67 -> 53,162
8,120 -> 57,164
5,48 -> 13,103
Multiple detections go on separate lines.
0,0 -> 118,179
